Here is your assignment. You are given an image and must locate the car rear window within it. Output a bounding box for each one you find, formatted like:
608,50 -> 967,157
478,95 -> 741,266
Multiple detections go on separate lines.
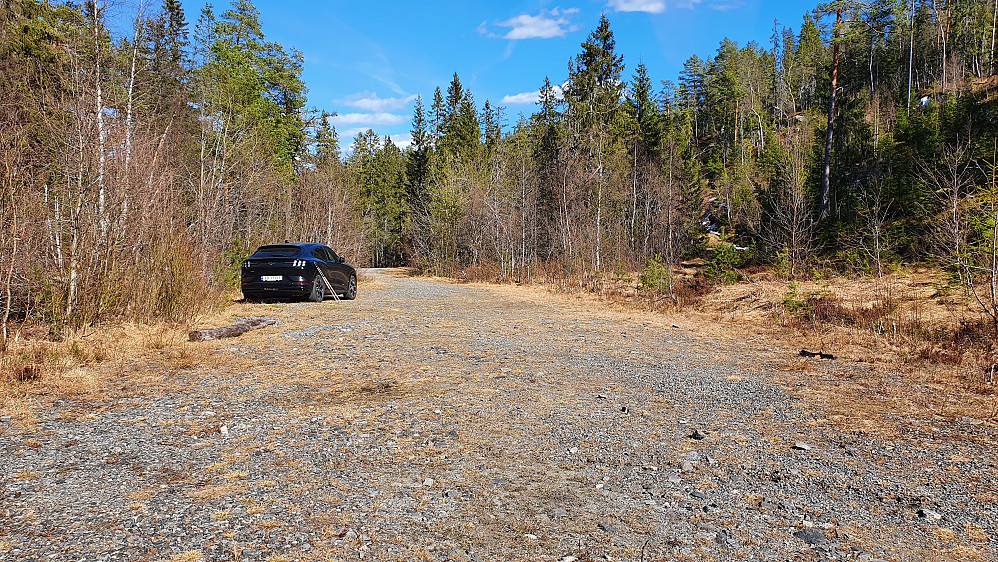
251,245 -> 302,258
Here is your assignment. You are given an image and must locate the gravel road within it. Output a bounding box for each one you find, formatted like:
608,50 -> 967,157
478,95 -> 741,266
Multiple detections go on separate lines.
2,270 -> 995,561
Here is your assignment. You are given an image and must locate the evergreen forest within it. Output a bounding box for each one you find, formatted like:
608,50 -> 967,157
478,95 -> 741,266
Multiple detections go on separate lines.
4,0 -> 998,342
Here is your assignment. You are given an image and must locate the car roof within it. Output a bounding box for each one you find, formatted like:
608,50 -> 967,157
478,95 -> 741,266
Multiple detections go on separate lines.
255,242 -> 326,249
253,243 -> 336,254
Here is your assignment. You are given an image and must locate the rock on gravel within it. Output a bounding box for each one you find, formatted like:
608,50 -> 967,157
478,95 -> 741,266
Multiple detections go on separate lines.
794,528 -> 827,545
792,441 -> 813,451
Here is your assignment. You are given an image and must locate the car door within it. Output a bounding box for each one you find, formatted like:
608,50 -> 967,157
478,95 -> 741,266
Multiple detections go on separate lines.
310,247 -> 334,288
322,246 -> 348,290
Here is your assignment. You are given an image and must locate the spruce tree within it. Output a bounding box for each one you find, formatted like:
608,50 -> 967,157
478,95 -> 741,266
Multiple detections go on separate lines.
407,96 -> 431,216
430,87 -> 445,144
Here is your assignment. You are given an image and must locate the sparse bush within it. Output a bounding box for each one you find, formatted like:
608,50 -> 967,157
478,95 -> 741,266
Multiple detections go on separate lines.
782,282 -> 833,320
837,250 -> 872,276
611,261 -> 633,286
705,244 -> 741,284
639,256 -> 670,294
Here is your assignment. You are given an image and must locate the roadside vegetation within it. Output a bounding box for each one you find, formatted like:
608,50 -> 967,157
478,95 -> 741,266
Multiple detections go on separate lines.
1,0 -> 997,412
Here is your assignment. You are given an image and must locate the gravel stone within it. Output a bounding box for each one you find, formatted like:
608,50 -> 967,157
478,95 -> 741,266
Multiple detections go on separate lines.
597,522 -> 620,534
918,508 -> 943,521
794,528 -> 827,545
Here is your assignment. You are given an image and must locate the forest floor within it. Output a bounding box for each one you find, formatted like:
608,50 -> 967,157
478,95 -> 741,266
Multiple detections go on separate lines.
1,268 -> 996,561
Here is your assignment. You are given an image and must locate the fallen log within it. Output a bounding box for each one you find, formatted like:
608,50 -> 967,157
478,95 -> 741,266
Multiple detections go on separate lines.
189,317 -> 277,342
799,349 -> 835,360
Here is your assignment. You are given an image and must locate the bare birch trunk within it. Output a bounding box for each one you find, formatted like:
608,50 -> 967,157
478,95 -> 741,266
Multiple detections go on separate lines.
665,136 -> 676,304
992,0 -> 997,75
594,126 -> 604,275
92,2 -> 108,242
123,2 -> 145,242
630,135 -> 638,249
2,176 -> 15,349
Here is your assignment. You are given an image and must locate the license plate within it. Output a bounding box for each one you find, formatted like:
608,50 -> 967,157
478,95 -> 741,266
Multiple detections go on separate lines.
261,275 -> 282,281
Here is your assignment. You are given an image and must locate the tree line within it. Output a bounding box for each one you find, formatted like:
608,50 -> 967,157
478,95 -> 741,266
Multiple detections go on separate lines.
360,4 -> 998,330
3,0 -> 998,345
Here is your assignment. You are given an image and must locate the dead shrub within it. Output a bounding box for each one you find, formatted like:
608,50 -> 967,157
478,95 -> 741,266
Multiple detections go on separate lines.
15,364 -> 42,382
917,346 -> 965,365
457,262 -> 503,283
1,342 -> 56,384
674,276 -> 714,306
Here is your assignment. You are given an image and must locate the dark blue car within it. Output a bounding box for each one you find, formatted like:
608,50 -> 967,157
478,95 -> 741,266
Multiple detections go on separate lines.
241,243 -> 357,302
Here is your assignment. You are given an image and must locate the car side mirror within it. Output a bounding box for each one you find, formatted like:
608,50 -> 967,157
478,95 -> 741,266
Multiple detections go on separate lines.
338,256 -> 345,263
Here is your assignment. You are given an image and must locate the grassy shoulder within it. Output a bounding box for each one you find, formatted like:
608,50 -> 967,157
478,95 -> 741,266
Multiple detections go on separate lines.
0,274 -> 388,429
456,263 -> 998,436
0,293 -> 261,429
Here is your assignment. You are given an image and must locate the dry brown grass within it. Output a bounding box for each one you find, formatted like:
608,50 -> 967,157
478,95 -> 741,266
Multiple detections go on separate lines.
165,551 -> 203,562
699,270 -> 998,429
0,300 -> 242,428
125,489 -> 157,501
184,483 -> 247,501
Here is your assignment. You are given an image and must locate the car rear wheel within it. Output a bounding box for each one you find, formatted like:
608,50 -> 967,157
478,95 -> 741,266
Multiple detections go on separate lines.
308,276 -> 325,302
344,275 -> 357,300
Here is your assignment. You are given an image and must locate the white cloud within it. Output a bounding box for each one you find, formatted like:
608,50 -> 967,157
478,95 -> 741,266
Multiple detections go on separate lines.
502,91 -> 541,105
501,83 -> 566,105
339,131 -> 412,156
328,112 -> 409,128
388,133 -> 413,150
607,0 -> 665,13
709,0 -> 742,11
674,0 -> 702,8
492,8 -> 581,40
337,92 -> 417,112
338,127 -> 373,141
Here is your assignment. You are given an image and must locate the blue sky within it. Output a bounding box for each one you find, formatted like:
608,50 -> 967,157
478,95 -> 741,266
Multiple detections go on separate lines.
168,0 -> 821,149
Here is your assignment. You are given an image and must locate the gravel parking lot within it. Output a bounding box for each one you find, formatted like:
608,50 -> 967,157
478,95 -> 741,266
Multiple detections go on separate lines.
1,270 -> 995,561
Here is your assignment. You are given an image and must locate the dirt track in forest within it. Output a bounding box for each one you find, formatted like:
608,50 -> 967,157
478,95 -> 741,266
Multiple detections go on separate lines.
1,269 -> 996,561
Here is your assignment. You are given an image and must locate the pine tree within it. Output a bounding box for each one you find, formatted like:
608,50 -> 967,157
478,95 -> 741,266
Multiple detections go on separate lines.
204,0 -> 308,178
538,76 -> 560,123
482,99 -> 502,152
445,72 -> 463,120
678,55 -> 706,140
626,62 -> 662,155
163,0 -> 188,63
438,74 -> 480,162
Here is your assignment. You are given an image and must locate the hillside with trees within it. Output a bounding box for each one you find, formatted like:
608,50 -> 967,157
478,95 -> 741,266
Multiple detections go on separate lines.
3,0 -> 998,345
